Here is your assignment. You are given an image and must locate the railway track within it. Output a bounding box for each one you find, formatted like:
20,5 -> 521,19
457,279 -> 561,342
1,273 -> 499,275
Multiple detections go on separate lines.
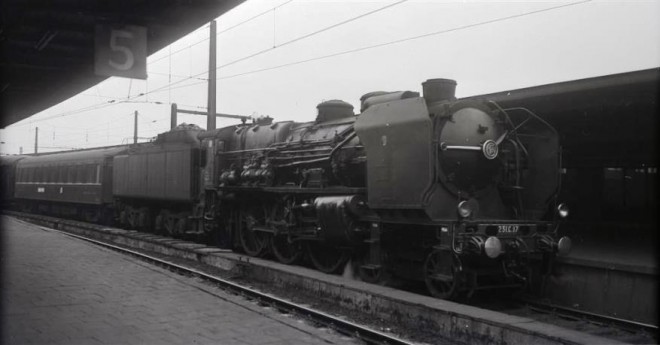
519,298 -> 657,335
509,299 -> 658,344
8,211 -> 657,344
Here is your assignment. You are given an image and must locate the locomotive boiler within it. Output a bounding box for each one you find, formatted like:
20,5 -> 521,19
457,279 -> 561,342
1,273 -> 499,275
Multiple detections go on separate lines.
199,78 -> 572,299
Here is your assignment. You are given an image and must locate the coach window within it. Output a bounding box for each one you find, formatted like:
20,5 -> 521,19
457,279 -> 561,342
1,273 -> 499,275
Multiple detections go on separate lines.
95,164 -> 101,183
76,165 -> 84,183
79,165 -> 85,183
80,165 -> 88,183
83,165 -> 89,183
77,165 -> 84,183
81,165 -> 87,183
34,167 -> 42,183
49,166 -> 56,183
66,166 -> 73,183
57,166 -> 64,183
60,165 -> 66,183
89,164 -> 96,183
67,165 -> 75,183
81,165 -> 89,183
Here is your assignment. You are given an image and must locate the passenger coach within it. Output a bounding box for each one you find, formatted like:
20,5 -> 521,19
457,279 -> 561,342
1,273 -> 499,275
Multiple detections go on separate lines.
13,146 -> 126,222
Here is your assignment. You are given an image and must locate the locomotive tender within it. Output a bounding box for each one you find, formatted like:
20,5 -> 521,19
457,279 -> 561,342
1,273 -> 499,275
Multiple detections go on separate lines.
2,78 -> 571,299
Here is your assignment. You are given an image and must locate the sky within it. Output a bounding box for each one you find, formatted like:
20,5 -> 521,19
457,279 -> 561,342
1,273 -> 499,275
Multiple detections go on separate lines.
1,0 -> 658,155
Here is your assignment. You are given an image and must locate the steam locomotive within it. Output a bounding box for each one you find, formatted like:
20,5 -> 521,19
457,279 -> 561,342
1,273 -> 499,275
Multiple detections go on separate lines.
2,78 -> 571,299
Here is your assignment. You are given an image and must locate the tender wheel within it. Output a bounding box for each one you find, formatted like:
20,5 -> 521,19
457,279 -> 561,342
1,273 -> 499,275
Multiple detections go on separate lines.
126,206 -> 138,229
238,211 -> 269,257
119,209 -> 128,227
174,216 -> 187,236
162,211 -> 176,236
137,207 -> 152,231
271,235 -> 303,264
424,249 -> 462,300
154,211 -> 164,233
305,241 -> 350,274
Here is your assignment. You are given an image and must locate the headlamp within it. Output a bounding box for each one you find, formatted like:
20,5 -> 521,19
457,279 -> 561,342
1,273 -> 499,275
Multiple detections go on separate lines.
557,236 -> 572,256
457,201 -> 472,218
484,236 -> 502,258
557,203 -> 569,218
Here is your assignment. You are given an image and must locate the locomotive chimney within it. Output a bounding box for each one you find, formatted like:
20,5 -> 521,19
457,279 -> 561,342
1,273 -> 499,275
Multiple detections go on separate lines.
422,78 -> 457,105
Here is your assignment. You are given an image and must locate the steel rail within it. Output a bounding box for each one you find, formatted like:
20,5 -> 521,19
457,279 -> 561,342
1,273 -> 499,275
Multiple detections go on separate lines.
517,297 -> 658,334
30,220 -> 415,345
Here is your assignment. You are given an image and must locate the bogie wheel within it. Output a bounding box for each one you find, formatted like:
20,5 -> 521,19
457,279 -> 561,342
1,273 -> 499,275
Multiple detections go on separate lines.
83,209 -> 100,224
305,241 -> 350,274
424,249 -> 463,300
271,235 -> 303,264
238,211 -> 269,257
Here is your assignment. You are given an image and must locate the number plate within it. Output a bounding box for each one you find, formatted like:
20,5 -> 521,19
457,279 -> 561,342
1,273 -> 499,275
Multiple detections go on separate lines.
497,225 -> 519,233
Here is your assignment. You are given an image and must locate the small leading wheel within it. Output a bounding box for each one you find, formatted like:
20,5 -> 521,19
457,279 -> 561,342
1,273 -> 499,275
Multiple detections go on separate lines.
423,249 -> 462,300
359,265 -> 389,285
238,212 -> 269,257
305,241 -> 350,274
271,235 -> 303,264
358,250 -> 390,285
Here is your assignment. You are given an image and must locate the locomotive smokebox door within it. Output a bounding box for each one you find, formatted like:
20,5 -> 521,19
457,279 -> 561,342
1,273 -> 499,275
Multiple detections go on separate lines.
354,97 -> 433,209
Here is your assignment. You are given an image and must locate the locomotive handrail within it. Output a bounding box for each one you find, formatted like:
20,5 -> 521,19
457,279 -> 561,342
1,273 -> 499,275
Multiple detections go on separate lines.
272,132 -> 359,168
440,144 -> 481,151
216,147 -> 277,155
440,139 -> 500,160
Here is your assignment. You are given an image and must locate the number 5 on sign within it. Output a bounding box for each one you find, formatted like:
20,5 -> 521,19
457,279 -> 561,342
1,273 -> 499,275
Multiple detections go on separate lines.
95,24 -> 147,79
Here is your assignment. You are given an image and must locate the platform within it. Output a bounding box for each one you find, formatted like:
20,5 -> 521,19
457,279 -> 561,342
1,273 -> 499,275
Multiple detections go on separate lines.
0,216 -> 356,345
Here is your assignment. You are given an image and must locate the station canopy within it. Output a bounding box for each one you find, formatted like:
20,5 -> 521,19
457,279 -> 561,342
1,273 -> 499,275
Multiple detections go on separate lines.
465,68 -> 659,167
0,0 -> 245,128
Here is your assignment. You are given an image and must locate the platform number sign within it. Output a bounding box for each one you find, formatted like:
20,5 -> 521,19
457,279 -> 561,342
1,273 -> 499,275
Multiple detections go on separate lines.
95,24 -> 147,79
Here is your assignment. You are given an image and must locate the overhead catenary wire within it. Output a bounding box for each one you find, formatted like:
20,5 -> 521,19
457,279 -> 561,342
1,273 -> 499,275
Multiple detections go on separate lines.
215,0 -> 592,81
9,0 -> 590,131
212,0 -> 409,71
152,0 -> 593,94
148,0 -> 294,66
124,0 -> 414,97
108,0 -> 410,106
